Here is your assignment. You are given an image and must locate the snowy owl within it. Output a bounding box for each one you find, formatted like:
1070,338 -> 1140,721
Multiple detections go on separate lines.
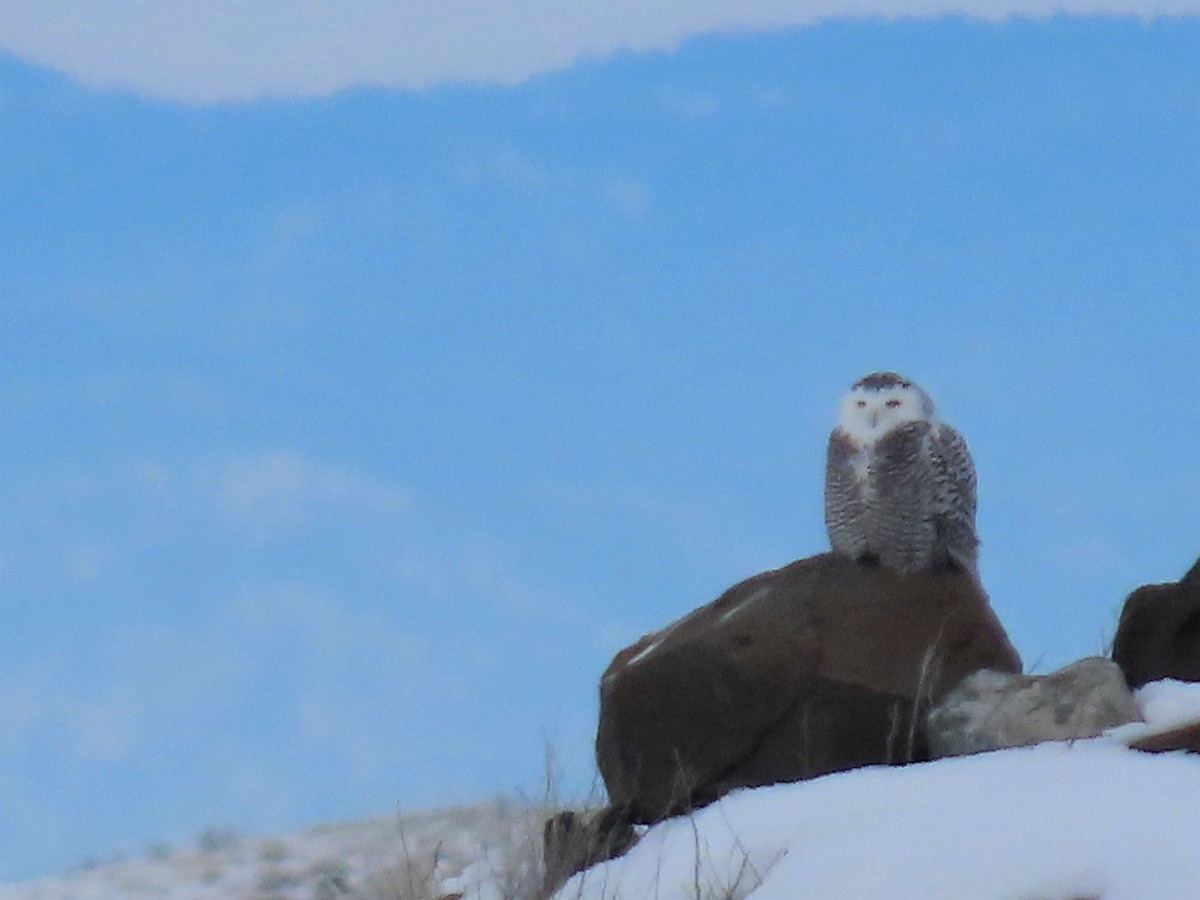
824,371 -> 978,575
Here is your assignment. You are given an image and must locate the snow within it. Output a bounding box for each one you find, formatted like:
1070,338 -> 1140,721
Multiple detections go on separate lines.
1108,679 -> 1200,743
625,638 -> 663,668
551,680 -> 1200,900
0,799 -> 547,900
717,586 -> 774,624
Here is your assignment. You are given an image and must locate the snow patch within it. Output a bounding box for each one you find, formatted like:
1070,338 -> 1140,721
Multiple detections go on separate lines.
625,639 -> 662,668
1106,678 -> 1200,744
717,586 -> 773,624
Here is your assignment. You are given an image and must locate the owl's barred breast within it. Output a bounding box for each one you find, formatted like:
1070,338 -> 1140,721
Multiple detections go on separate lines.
868,423 -> 939,573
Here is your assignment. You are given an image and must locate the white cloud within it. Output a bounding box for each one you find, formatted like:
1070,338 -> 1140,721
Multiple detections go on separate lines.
392,540 -> 571,619
65,542 -> 112,584
603,177 -> 650,219
0,0 -> 1194,104
216,451 -> 408,534
70,692 -> 141,763
0,583 -> 444,774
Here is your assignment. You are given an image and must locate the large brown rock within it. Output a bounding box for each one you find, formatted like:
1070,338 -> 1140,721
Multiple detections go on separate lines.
596,553 -> 1021,824
1112,555 -> 1200,689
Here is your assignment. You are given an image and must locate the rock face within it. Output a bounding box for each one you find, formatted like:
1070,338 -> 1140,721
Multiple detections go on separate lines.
926,657 -> 1141,757
1112,555 -> 1200,689
596,553 -> 1021,824
541,808 -> 638,897
1128,720 -> 1200,754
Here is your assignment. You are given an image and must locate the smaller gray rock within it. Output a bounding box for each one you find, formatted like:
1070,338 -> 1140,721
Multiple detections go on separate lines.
927,657 -> 1142,757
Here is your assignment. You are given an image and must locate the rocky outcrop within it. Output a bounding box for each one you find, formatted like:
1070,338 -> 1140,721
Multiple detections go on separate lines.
1112,555 -> 1200,689
926,657 -> 1141,756
1128,719 -> 1200,754
541,808 -> 638,897
595,553 -> 1021,824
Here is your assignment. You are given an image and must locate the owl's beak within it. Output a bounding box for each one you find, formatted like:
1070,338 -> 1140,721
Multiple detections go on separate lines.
868,411 -> 879,429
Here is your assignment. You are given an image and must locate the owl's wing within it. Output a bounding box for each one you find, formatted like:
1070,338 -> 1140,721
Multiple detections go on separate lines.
930,422 -> 979,567
824,428 -> 866,554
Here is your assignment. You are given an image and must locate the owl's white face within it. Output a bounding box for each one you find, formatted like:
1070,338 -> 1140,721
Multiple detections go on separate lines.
838,379 -> 934,444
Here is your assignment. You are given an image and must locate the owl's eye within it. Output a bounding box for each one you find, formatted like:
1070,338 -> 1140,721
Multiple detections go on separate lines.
886,399 -> 901,408
856,400 -> 867,408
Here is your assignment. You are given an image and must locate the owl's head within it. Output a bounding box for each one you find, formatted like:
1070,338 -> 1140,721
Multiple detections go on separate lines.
838,371 -> 935,442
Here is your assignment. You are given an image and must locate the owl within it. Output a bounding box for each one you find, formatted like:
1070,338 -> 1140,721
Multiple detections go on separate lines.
824,371 -> 978,576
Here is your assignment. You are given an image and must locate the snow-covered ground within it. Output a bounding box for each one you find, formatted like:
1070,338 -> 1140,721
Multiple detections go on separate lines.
552,679 -> 1200,900
0,798 -> 549,900
4,681 -> 1200,900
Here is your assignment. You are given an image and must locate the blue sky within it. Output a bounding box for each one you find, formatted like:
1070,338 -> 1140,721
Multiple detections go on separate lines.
1,4 -> 1198,881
